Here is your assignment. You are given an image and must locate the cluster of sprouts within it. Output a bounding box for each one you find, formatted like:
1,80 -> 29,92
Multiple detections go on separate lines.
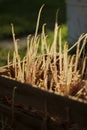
6,5 -> 87,97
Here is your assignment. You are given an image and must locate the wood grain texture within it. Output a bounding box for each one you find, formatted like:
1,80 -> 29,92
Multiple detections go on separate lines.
0,75 -> 87,126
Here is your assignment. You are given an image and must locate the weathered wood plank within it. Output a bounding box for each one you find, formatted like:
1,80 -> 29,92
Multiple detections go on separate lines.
0,102 -> 42,130
0,75 -> 87,126
0,102 -> 64,130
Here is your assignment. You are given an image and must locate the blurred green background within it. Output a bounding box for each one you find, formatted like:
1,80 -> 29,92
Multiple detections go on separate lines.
0,0 -> 66,66
0,0 -> 66,39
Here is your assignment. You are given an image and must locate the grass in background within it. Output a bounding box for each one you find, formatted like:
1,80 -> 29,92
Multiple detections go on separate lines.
0,47 -> 27,66
0,0 -> 66,39
47,24 -> 67,47
0,48 -> 8,66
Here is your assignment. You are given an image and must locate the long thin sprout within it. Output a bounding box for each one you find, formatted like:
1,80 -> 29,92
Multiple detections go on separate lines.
34,4 -> 45,43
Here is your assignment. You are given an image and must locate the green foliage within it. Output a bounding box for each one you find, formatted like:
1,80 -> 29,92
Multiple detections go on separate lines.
47,24 -> 67,47
0,47 -> 12,66
0,0 -> 66,39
